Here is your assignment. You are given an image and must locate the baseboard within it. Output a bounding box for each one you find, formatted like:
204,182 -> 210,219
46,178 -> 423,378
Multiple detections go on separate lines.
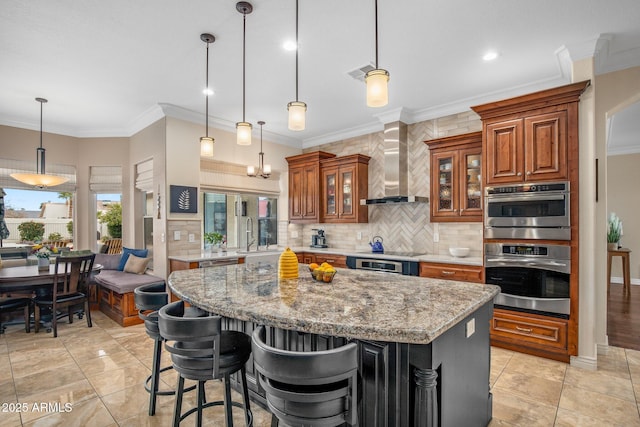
570,355 -> 597,370
610,276 -> 640,285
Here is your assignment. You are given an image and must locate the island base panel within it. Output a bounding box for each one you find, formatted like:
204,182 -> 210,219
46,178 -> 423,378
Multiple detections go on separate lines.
222,300 -> 493,427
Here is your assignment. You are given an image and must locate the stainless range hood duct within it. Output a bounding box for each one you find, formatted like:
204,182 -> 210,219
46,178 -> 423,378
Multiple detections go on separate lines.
362,121 -> 428,205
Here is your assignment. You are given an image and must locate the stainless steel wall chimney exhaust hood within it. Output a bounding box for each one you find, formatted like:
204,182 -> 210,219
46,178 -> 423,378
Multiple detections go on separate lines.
361,121 -> 428,205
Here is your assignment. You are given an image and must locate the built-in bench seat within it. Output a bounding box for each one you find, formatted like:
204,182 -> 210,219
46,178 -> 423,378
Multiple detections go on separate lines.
93,253 -> 164,327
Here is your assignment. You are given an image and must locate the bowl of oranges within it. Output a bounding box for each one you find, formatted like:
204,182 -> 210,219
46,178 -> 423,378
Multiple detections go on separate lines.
309,262 -> 337,283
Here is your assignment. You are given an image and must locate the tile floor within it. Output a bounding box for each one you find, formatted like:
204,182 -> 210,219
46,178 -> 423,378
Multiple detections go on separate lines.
1,311 -> 639,426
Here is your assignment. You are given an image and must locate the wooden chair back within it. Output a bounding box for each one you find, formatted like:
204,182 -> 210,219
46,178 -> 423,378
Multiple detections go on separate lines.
104,238 -> 123,254
43,240 -> 71,248
53,253 -> 96,297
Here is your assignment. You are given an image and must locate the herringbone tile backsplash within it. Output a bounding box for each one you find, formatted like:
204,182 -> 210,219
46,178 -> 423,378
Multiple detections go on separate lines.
294,111 -> 483,257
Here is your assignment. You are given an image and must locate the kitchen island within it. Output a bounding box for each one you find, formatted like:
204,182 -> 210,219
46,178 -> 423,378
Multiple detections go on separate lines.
168,262 -> 499,427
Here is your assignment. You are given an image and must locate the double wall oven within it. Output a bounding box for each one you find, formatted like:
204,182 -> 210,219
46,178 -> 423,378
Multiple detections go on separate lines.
484,181 -> 572,318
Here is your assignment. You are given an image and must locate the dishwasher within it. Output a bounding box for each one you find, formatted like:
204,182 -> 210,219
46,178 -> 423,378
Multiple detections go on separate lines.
198,258 -> 238,268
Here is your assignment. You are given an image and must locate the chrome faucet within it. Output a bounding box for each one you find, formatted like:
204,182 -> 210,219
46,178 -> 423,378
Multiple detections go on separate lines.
246,217 -> 255,252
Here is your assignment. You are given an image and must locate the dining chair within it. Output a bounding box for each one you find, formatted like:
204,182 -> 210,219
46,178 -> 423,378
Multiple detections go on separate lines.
0,297 -> 31,334
252,325 -> 359,427
33,252 -> 95,337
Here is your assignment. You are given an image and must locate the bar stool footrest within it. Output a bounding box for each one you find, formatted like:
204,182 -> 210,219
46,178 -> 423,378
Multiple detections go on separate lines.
179,400 -> 253,425
144,365 -> 196,396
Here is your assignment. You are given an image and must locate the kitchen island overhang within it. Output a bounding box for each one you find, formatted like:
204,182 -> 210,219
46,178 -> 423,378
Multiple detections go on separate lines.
168,263 -> 500,427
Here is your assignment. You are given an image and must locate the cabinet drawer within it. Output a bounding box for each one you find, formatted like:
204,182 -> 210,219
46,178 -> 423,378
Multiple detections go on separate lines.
314,254 -> 347,268
419,262 -> 483,283
491,310 -> 567,350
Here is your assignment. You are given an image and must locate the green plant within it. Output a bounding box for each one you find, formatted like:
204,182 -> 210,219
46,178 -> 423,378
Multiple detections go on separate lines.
98,203 -> 122,238
204,232 -> 224,245
47,232 -> 63,241
608,212 -> 623,243
17,221 -> 45,242
67,221 -> 73,236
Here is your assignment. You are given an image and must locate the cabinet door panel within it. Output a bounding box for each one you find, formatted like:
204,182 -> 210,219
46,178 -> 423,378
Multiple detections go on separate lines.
430,151 -> 458,219
485,119 -> 523,185
459,148 -> 483,220
339,166 -> 355,220
322,167 -> 338,220
289,167 -> 304,220
525,111 -> 567,181
302,164 -> 318,219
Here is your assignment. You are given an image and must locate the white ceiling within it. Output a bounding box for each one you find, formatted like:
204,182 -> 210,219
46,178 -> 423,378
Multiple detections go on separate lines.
1,0 -> 639,150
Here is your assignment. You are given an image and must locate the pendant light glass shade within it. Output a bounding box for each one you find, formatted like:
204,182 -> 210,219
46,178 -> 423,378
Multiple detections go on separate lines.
200,136 -> 214,157
236,2 -> 253,145
365,69 -> 389,107
366,0 -> 390,108
236,121 -> 252,145
287,101 -> 307,131
287,0 -> 306,131
11,98 -> 69,188
200,33 -> 216,157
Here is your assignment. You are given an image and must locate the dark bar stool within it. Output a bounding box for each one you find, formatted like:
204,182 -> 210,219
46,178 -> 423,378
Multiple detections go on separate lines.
134,283 -> 195,415
251,325 -> 359,427
0,297 -> 31,334
158,300 -> 253,427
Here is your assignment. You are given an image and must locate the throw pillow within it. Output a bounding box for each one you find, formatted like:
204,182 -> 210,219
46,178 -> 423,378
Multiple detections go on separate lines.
123,254 -> 151,274
118,247 -> 149,271
95,253 -> 122,270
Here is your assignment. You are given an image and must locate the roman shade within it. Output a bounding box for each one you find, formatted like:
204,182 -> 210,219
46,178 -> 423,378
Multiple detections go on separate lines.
135,159 -> 154,193
89,166 -> 122,193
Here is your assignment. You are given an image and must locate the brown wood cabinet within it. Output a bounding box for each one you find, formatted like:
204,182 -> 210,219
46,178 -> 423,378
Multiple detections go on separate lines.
286,151 -> 336,223
472,81 -> 588,186
491,308 -> 569,362
419,262 -> 483,283
472,80 -> 589,362
425,132 -> 482,222
296,252 -> 347,268
320,154 -> 370,223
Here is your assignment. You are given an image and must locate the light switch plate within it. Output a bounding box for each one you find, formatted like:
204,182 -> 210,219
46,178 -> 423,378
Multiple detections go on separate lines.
466,318 -> 475,338
174,231 -> 181,240
188,233 -> 195,243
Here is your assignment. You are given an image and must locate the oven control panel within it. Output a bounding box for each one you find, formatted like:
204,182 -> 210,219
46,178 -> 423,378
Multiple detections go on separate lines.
485,181 -> 569,195
501,245 -> 548,256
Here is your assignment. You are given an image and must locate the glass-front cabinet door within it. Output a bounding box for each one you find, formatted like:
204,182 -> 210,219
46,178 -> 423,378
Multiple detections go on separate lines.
339,167 -> 354,219
460,148 -> 482,218
322,167 -> 338,220
432,151 -> 458,218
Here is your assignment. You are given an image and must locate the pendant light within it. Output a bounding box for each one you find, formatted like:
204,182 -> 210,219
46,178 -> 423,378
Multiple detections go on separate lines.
236,1 -> 253,145
247,121 -> 271,179
11,98 -> 69,188
200,33 -> 215,157
287,0 -> 306,131
365,0 -> 389,107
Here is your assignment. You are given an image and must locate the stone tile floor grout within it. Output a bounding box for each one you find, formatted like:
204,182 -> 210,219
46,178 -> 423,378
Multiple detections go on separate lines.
1,311 -> 640,426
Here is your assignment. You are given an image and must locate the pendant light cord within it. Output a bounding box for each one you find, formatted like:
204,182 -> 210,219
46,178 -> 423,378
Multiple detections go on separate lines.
205,40 -> 210,137
242,8 -> 247,122
295,0 -> 299,102
374,0 -> 379,68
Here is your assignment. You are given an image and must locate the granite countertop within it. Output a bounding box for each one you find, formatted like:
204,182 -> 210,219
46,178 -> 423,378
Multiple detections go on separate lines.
168,263 -> 499,344
169,246 -> 482,266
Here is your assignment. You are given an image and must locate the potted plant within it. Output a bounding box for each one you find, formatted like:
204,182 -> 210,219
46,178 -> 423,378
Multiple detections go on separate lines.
607,212 -> 623,250
204,232 -> 224,253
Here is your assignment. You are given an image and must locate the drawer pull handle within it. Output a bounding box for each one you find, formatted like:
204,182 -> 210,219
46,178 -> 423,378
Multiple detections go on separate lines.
326,259 -> 335,263
442,271 -> 455,275
515,326 -> 533,334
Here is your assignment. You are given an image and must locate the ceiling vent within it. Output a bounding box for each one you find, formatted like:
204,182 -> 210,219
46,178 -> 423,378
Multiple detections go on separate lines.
347,64 -> 375,82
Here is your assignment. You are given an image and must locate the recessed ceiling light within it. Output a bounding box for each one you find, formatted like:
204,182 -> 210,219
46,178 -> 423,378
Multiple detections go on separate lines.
283,40 -> 297,51
203,87 -> 214,96
483,51 -> 498,61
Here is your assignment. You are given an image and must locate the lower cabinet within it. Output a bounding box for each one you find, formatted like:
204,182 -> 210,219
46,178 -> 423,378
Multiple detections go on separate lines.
490,308 -> 569,362
296,252 -> 347,268
419,262 -> 484,283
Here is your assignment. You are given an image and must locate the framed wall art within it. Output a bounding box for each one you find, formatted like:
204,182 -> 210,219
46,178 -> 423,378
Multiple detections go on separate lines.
170,185 -> 197,213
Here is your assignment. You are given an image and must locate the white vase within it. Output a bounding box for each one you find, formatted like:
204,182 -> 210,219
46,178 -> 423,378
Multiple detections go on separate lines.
37,257 -> 49,271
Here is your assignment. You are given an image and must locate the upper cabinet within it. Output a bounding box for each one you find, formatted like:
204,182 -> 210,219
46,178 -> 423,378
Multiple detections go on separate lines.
472,81 -> 590,186
426,132 -> 483,222
286,151 -> 336,223
320,154 -> 370,223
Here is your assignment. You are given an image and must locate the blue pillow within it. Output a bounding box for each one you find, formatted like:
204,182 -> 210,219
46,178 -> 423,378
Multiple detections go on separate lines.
118,247 -> 148,271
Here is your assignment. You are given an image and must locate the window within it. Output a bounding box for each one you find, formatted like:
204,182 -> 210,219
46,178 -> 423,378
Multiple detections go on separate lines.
203,192 -> 278,250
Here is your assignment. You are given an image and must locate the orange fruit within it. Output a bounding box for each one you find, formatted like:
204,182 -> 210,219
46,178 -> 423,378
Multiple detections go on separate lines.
309,262 -> 319,270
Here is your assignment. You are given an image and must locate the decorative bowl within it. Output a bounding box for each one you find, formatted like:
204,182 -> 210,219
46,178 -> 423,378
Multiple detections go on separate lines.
310,269 -> 336,283
449,247 -> 470,258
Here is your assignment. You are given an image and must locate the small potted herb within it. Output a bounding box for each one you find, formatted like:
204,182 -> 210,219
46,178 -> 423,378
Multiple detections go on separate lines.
204,232 -> 224,253
607,212 -> 622,250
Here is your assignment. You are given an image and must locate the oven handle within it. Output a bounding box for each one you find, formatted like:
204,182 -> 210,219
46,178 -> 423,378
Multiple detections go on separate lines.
485,258 -> 569,269
486,193 -> 566,203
